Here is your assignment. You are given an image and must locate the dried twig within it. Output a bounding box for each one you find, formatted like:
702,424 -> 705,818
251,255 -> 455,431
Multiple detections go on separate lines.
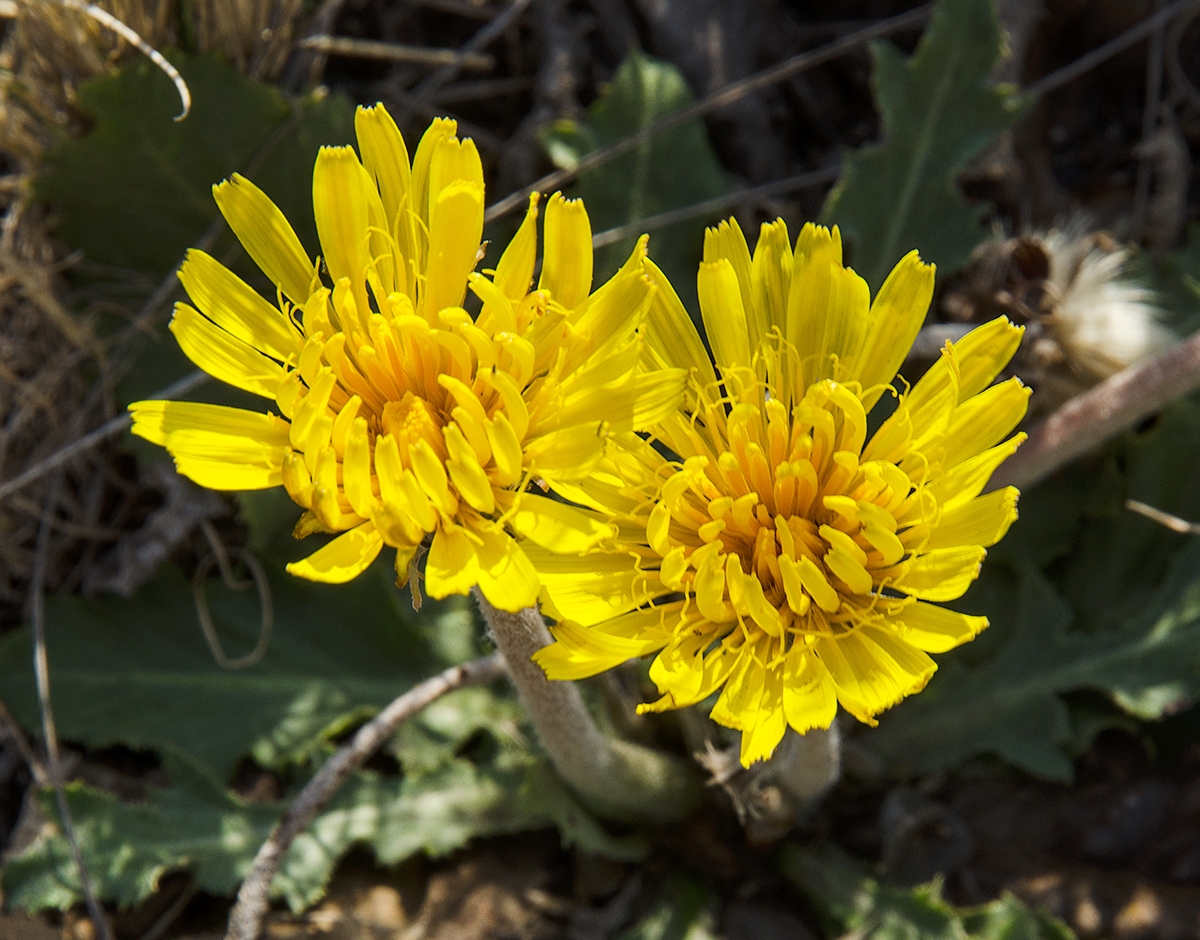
1126,499 -> 1200,533
298,35 -> 494,70
224,652 -> 507,940
991,327 -> 1200,490
1025,0 -> 1200,97
409,0 -> 532,101
590,165 -> 841,249
484,4 -> 932,222
0,369 -> 209,504
30,470 -> 114,940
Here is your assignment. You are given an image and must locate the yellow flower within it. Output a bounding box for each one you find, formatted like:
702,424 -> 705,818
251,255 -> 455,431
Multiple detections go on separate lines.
533,219 -> 1029,764
130,107 -> 683,611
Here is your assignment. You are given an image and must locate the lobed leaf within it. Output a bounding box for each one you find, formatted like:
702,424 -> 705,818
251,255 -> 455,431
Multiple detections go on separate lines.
820,0 -> 1026,289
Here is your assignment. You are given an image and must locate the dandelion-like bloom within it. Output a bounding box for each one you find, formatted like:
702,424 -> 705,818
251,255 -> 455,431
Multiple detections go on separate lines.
130,107 -> 683,611
533,220 -> 1029,764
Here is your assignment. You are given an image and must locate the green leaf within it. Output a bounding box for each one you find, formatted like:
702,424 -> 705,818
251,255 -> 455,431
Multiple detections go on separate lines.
820,0 -> 1026,289
614,875 -> 720,940
0,562 -> 478,780
4,741 -> 642,914
1060,401 -> 1200,633
863,395 -> 1200,779
540,50 -> 730,302
780,843 -> 966,940
864,543 -> 1200,780
4,752 -> 282,912
780,844 -> 1076,940
37,54 -> 353,281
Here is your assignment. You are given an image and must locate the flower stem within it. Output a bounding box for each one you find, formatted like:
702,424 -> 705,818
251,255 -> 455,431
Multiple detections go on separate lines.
767,724 -> 842,813
473,589 -> 701,822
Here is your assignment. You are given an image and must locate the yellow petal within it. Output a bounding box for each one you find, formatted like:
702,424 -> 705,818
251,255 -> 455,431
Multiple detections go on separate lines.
286,522 -> 383,583
429,133 -> 484,200
536,611 -> 671,680
538,193 -> 592,309
524,545 -> 646,626
569,261 -> 655,358
698,258 -> 751,375
926,433 -> 1025,510
177,249 -> 298,361
170,304 -> 284,398
129,400 -> 289,489
422,179 -> 484,319
899,545 -> 987,601
704,218 -> 759,350
354,104 -> 417,284
312,146 -> 372,297
782,643 -> 838,734
750,218 -> 793,345
925,486 -> 1019,550
816,628 -> 933,724
213,174 -> 314,306
425,523 -> 480,599
473,525 -> 539,611
786,243 -> 870,387
484,412 -> 523,487
954,316 -> 1025,401
444,423 -> 495,513
939,378 -> 1030,469
894,601 -> 988,653
524,422 -> 604,477
493,194 -> 540,300
642,258 -> 717,386
854,250 -> 935,409
410,117 -> 458,234
507,492 -> 615,553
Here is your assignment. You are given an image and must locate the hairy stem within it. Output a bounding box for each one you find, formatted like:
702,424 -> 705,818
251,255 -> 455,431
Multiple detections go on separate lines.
474,589 -> 701,822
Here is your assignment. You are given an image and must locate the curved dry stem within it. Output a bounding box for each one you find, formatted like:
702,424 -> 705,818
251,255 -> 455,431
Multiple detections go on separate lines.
991,326 -> 1200,490
224,652 -> 506,940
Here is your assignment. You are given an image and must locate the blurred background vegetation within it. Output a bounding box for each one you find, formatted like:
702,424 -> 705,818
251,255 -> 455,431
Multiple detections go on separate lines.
3,0 -> 1200,938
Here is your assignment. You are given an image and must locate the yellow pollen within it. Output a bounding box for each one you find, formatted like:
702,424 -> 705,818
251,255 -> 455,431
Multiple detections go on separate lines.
381,392 -> 447,464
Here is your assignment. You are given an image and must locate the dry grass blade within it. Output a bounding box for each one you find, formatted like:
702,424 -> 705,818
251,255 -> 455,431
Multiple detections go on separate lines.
589,166 -> 841,249
30,470 -> 115,940
54,0 -> 191,120
299,34 -> 494,70
1126,499 -> 1200,534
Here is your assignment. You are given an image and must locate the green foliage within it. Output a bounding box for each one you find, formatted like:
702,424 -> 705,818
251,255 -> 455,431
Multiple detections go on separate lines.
37,54 -> 353,280
0,564 -> 467,779
540,50 -> 730,302
780,844 -> 1076,940
35,54 -> 354,408
0,492 -> 642,912
820,0 -> 1026,289
614,875 -> 720,940
865,399 -> 1200,781
6,739 -> 642,914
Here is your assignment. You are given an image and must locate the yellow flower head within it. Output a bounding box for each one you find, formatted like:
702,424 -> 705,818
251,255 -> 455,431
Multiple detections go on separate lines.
533,219 -> 1029,765
130,106 -> 683,611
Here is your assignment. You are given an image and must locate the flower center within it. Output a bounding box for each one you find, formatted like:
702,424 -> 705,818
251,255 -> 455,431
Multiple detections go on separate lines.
381,392 -> 447,465
652,377 -> 917,640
